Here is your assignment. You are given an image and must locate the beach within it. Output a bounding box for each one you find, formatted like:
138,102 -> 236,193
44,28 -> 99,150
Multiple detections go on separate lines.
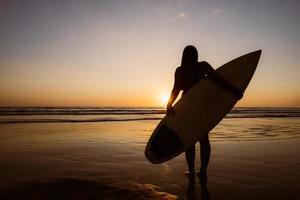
0,108 -> 299,199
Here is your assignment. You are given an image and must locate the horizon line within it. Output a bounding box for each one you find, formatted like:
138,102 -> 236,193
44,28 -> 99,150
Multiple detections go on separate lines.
0,106 -> 299,108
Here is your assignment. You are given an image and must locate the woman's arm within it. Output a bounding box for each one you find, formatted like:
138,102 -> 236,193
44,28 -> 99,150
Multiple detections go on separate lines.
166,68 -> 181,116
203,62 -> 243,99
167,88 -> 180,107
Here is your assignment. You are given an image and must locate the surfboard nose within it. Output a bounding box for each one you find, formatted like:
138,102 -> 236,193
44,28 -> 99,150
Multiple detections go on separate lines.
249,50 -> 262,61
253,49 -> 262,57
255,49 -> 262,54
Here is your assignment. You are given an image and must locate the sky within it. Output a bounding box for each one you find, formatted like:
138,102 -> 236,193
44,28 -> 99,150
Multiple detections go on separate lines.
0,0 -> 299,107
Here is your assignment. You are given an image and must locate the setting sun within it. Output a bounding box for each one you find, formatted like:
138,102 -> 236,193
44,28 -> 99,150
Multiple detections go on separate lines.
161,94 -> 169,105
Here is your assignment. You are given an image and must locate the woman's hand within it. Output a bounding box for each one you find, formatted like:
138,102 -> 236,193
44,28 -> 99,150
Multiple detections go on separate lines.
167,104 -> 175,116
233,88 -> 244,100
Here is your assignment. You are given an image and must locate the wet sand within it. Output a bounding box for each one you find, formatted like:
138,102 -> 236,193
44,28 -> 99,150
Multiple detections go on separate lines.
0,119 -> 299,199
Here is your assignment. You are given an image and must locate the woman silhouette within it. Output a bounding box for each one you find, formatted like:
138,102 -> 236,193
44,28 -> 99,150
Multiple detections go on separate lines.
167,45 -> 243,186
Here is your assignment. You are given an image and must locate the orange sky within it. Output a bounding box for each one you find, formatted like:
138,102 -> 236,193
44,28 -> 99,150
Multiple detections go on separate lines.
0,1 -> 299,107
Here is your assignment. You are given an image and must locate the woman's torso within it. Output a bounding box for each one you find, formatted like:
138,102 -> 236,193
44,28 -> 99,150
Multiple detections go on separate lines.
175,61 -> 208,94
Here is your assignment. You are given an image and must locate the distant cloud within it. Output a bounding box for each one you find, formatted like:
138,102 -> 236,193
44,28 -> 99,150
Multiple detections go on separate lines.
211,8 -> 221,16
177,12 -> 187,19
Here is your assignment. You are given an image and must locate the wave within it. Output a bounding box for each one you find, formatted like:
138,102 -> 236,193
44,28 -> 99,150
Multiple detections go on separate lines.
0,117 -> 162,124
0,107 -> 299,115
0,107 -> 165,115
0,107 -> 299,123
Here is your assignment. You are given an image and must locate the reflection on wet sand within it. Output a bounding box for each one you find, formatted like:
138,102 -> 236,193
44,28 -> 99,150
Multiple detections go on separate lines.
1,179 -> 177,200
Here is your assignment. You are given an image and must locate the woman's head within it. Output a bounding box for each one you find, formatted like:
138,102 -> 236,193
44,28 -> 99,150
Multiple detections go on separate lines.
181,45 -> 198,66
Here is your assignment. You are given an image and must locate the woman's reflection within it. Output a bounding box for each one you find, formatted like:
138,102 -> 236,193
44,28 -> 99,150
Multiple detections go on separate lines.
186,174 -> 210,200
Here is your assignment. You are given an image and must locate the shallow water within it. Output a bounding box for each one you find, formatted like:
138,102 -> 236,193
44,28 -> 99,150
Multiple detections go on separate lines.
0,116 -> 300,199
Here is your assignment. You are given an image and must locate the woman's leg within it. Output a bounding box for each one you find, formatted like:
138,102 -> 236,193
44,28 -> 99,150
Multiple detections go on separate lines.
199,135 -> 211,186
185,145 -> 195,173
200,135 -> 211,172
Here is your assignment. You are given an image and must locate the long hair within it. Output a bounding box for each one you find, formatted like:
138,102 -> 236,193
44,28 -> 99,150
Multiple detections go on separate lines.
181,45 -> 198,67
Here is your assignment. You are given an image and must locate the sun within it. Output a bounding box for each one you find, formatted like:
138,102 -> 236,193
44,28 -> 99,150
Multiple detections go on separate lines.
161,94 -> 169,105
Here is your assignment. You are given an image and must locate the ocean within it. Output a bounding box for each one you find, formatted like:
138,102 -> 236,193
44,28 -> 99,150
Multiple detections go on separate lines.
1,107 -> 299,141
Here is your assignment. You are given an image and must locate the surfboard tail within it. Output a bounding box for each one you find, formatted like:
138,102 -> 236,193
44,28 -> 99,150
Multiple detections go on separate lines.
145,125 -> 184,164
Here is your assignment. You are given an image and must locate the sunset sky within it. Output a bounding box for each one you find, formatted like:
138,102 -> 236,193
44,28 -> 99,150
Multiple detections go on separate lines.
0,0 -> 299,107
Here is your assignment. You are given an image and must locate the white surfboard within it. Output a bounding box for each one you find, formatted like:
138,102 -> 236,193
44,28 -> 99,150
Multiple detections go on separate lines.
145,50 -> 262,164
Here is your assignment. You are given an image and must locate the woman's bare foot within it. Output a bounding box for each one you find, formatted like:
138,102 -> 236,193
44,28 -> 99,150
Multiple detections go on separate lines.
197,170 -> 207,187
184,170 -> 195,183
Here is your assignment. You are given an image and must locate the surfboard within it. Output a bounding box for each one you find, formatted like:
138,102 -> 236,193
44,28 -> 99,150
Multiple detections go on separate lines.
145,50 -> 262,164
